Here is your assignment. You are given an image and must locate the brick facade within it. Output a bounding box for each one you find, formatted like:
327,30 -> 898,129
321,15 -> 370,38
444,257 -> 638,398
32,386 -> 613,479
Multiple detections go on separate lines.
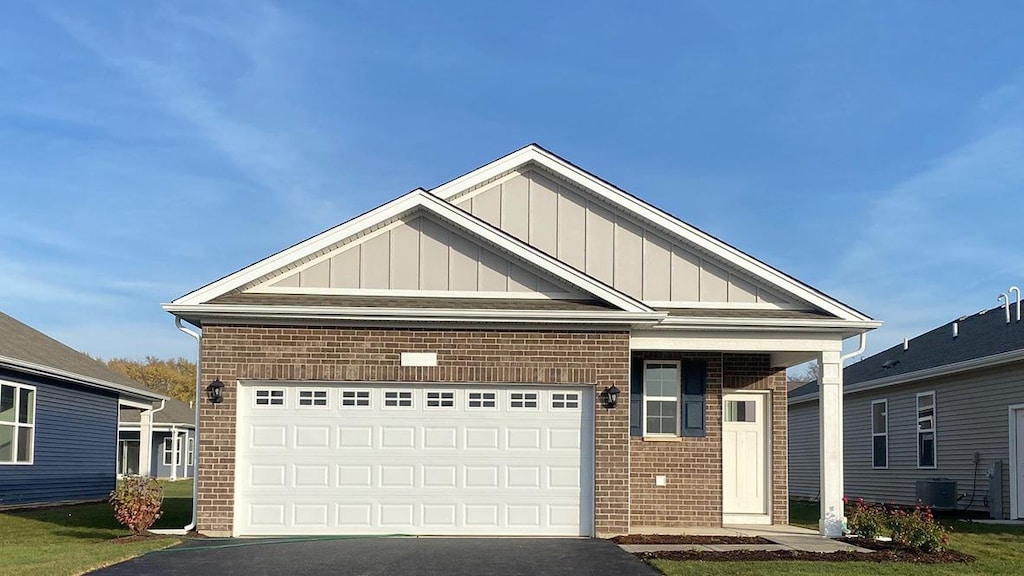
197,325 -> 788,537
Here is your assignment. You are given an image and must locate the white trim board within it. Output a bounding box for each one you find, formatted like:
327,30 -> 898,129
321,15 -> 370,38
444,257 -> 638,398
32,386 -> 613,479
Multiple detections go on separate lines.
1009,403 -> 1024,520
169,190 -> 653,314
431,144 -> 874,323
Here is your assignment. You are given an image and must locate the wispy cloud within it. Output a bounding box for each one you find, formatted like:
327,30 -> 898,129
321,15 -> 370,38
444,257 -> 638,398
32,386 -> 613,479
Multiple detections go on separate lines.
829,78 -> 1024,352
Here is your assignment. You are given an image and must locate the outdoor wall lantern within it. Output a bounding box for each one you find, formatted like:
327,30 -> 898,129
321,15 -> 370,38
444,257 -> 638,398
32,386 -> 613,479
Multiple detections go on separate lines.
206,379 -> 225,404
602,385 -> 620,409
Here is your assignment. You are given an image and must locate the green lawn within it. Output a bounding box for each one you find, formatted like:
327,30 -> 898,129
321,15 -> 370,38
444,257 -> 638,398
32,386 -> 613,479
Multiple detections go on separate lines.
0,479 -> 192,576
649,501 -> 1024,576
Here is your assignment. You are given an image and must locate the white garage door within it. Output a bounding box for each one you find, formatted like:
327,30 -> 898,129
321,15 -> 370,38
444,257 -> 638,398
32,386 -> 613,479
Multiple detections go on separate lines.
234,383 -> 594,536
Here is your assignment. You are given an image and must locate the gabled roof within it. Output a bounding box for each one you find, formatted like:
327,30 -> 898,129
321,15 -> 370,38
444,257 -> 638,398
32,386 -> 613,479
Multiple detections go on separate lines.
0,311 -> 164,402
167,188 -> 659,316
433,144 -> 874,323
790,302 -> 1024,403
120,397 -> 195,427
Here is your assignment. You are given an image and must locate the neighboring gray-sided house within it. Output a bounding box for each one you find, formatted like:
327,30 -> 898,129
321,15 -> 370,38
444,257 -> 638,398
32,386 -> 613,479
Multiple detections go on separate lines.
0,311 -> 165,507
789,300 -> 1024,519
118,398 -> 195,480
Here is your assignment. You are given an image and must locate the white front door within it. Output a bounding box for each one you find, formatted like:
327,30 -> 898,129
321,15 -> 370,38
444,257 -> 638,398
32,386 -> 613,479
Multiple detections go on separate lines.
722,392 -> 769,524
234,383 -> 594,536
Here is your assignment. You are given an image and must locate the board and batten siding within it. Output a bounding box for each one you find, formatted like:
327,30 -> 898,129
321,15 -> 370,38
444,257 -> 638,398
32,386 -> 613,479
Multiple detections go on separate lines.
787,362 -> 1024,518
0,368 -> 119,507
267,214 -> 577,296
453,168 -> 796,305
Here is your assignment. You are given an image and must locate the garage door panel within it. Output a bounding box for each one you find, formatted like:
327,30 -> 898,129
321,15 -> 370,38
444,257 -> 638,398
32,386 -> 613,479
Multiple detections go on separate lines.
235,384 -> 594,536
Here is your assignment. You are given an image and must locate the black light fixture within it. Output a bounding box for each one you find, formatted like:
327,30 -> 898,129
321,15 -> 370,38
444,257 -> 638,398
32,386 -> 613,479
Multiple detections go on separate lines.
206,379 -> 225,404
602,385 -> 621,409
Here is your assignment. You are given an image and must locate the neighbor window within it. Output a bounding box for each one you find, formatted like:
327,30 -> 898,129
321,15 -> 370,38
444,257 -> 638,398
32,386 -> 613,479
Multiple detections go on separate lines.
187,437 -> 195,467
163,436 -> 182,467
872,399 -> 888,468
0,381 -> 35,464
644,361 -> 679,435
917,392 -> 936,468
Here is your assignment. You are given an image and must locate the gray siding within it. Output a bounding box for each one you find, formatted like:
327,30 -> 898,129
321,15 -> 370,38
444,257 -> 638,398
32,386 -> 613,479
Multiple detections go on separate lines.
267,214 -> 578,296
150,430 -> 195,479
788,361 -> 1024,518
787,401 -> 820,499
453,168 -> 798,305
0,368 -> 118,506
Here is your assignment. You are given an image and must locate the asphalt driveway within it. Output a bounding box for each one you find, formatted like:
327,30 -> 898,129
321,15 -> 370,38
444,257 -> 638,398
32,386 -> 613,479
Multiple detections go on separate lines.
89,537 -> 659,576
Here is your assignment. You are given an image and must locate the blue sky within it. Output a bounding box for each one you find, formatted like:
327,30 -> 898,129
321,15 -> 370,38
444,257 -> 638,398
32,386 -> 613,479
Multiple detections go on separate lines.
1,1 -> 1023,363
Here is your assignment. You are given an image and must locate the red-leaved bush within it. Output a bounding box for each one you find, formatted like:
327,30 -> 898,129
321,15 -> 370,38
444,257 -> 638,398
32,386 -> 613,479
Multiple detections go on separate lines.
110,475 -> 164,535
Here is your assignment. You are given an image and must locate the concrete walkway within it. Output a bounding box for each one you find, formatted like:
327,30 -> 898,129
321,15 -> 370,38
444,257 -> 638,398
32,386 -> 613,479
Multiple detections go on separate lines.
620,524 -> 872,554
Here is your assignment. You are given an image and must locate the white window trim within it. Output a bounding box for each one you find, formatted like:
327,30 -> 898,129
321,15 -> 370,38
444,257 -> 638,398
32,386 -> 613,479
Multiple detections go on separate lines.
187,437 -> 195,467
466,390 -> 498,410
340,389 -> 372,409
383,390 -> 415,410
424,390 -> 456,410
871,399 -> 888,470
296,389 -> 330,409
0,380 -> 36,466
643,360 -> 680,437
509,391 -> 540,410
916,391 -> 937,469
163,436 -> 182,467
253,388 -> 286,408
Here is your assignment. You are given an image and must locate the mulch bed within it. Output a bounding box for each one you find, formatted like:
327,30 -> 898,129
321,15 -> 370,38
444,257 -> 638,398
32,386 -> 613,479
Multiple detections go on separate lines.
612,534 -> 773,545
635,538 -> 974,564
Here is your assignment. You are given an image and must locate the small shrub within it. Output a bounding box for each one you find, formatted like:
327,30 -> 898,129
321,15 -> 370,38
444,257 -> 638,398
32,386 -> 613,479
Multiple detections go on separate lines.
889,504 -> 949,552
845,498 -> 889,539
110,475 -> 164,535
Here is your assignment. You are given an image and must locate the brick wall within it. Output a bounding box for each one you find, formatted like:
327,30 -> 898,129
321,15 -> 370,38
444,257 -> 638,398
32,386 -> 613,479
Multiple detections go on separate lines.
628,352 -> 788,530
198,325 -> 631,536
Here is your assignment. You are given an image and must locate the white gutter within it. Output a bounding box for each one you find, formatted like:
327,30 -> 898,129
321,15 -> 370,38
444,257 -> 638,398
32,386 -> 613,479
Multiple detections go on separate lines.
162,304 -> 667,325
0,355 -> 165,401
151,317 -> 201,535
789,346 -> 1024,405
841,333 -> 867,362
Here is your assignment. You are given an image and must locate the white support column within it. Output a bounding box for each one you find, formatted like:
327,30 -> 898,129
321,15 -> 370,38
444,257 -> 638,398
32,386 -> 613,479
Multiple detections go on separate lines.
818,349 -> 845,537
170,426 -> 179,482
139,409 -> 154,477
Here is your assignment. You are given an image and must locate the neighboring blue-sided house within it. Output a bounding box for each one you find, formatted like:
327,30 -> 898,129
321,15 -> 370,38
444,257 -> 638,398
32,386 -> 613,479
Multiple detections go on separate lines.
118,398 -> 195,480
0,311 -> 165,508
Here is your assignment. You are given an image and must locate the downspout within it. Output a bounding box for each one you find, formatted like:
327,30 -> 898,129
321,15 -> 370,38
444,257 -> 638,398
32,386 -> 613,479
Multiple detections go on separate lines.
152,317 -> 201,535
840,332 -> 867,363
170,425 -> 179,482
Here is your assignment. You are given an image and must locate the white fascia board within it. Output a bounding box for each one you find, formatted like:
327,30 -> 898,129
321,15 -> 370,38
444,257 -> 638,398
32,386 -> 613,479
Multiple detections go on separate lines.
171,189 -> 651,314
787,347 -> 1024,406
0,355 -> 166,402
119,398 -> 155,410
631,329 -> 846,353
162,304 -> 666,325
431,145 -> 873,323
657,316 -> 882,331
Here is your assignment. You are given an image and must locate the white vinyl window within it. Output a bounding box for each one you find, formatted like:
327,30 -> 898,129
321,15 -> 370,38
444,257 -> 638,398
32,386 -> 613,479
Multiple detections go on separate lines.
340,389 -> 371,408
298,390 -> 329,408
384,390 -> 414,408
872,399 -> 888,469
187,437 -> 195,467
510,392 -> 539,409
163,436 -> 182,466
0,381 -> 35,464
644,361 -> 679,436
467,391 -> 497,409
254,389 -> 285,407
551,392 -> 580,409
426,391 -> 455,408
917,392 -> 936,468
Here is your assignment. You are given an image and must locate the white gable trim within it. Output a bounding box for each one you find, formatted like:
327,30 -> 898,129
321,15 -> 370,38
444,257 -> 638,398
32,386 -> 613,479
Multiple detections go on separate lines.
248,287 -> 583,300
433,145 -> 872,322
171,190 -> 653,314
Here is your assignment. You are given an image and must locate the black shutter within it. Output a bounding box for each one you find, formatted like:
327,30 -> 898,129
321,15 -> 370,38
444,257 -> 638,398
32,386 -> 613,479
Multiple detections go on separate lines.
629,356 -> 643,437
681,361 -> 707,437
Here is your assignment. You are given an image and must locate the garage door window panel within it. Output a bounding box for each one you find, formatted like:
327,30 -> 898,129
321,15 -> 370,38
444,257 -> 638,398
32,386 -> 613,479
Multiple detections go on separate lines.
297,390 -> 329,408
467,391 -> 497,409
384,390 -> 414,409
341,390 -> 371,408
510,392 -> 539,410
426,391 -> 455,409
551,392 -> 580,410
255,389 -> 286,407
